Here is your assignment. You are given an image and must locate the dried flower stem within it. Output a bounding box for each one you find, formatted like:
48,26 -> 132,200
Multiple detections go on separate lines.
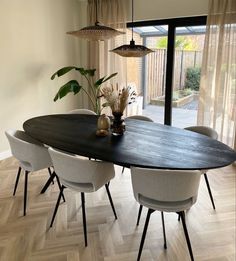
101,85 -> 136,114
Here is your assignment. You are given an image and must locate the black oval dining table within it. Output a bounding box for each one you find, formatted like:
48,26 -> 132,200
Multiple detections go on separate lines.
23,114 -> 236,171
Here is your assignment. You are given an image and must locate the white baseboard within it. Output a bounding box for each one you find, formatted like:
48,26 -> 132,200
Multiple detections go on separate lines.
0,150 -> 12,160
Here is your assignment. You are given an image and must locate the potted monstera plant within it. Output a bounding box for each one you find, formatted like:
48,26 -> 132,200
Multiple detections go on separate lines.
51,66 -> 117,115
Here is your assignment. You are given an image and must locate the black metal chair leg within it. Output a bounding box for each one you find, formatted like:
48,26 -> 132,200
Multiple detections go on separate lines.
55,174 -> 66,202
23,171 -> 29,216
13,166 -> 21,196
137,208 -> 154,261
136,205 -> 143,226
121,167 -> 125,174
161,211 -> 167,249
178,213 -> 181,221
40,172 -> 56,194
81,192 -> 88,247
50,185 -> 65,227
204,173 -> 216,210
105,184 -> 117,219
48,167 -> 54,185
107,181 -> 110,187
179,211 -> 194,261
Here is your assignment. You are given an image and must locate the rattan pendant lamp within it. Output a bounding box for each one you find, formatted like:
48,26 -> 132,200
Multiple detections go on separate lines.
110,0 -> 153,57
67,0 -> 124,41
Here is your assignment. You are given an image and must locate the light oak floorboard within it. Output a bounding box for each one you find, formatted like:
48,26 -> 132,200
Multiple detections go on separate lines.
0,157 -> 235,261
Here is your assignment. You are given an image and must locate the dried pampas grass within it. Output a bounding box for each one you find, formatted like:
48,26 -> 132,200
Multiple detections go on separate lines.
101,85 -> 136,114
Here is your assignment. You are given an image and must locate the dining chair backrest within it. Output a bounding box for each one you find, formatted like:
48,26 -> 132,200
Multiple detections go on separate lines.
185,126 -> 218,140
127,115 -> 153,122
5,130 -> 52,171
48,147 -> 115,192
68,109 -> 97,115
131,167 -> 201,212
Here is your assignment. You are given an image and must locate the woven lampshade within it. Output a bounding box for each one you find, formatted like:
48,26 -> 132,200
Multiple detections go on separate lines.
110,0 -> 153,57
67,22 -> 124,41
67,0 -> 124,41
111,40 -> 153,57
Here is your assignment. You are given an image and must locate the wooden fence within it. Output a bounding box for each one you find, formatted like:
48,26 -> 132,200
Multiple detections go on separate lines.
146,49 -> 203,103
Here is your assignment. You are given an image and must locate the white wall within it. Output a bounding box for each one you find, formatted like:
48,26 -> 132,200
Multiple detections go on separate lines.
0,0 -> 87,153
133,0 -> 208,21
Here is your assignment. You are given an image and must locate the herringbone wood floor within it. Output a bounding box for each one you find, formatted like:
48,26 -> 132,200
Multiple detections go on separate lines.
0,157 -> 235,261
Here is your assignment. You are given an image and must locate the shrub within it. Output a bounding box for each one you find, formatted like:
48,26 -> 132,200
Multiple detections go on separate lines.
172,91 -> 179,101
180,88 -> 192,97
185,67 -> 201,91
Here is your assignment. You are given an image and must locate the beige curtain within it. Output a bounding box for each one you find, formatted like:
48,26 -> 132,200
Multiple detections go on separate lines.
87,0 -> 128,86
197,0 -> 236,149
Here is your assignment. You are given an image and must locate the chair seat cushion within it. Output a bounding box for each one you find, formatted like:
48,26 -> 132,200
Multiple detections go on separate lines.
139,194 -> 196,212
61,178 -> 94,193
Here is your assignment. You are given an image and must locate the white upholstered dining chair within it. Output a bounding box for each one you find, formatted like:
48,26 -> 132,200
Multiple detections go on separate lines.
5,130 -> 55,216
136,125 -> 218,227
185,125 -> 218,209
131,167 -> 201,261
48,147 -> 117,247
126,115 -> 153,122
124,115 -> 155,225
67,108 -> 96,115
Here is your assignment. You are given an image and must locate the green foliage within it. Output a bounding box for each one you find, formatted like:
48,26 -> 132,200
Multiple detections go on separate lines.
172,88 -> 193,101
175,36 -> 198,50
185,67 -> 201,91
156,37 -> 168,49
51,66 -> 117,114
156,36 -> 199,51
172,91 -> 179,101
53,80 -> 82,101
180,88 -> 192,97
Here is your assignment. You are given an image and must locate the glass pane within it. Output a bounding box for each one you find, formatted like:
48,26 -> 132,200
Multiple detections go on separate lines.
172,25 -> 206,128
134,26 -> 158,33
126,25 -> 169,123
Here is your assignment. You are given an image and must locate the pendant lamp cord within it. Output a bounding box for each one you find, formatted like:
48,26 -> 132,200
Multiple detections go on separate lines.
131,0 -> 134,40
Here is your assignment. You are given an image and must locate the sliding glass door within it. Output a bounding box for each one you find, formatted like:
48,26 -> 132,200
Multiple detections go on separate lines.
127,17 -> 207,126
